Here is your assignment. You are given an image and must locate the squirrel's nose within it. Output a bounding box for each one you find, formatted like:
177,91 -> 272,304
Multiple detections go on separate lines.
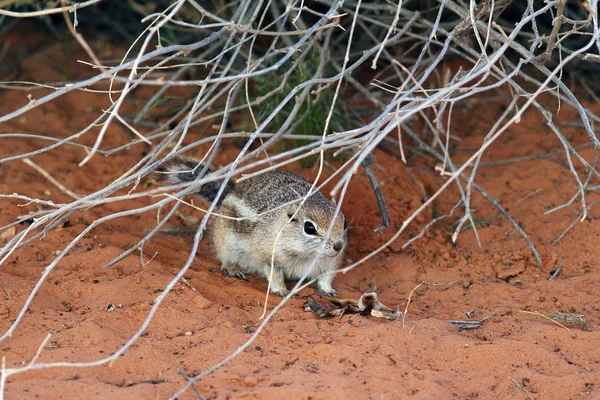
333,241 -> 344,252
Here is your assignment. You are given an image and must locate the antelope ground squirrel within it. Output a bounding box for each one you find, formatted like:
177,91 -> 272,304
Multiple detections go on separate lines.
158,157 -> 348,297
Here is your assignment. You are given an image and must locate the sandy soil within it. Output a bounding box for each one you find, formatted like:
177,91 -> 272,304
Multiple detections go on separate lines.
1,26 -> 599,399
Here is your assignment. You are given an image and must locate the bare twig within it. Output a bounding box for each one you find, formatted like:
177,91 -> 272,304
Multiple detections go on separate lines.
548,264 -> 563,280
22,158 -> 81,200
402,281 -> 424,328
361,154 -> 391,234
0,0 -> 103,18
446,312 -> 495,330
178,370 -> 206,400
518,310 -> 569,330
510,377 -> 535,400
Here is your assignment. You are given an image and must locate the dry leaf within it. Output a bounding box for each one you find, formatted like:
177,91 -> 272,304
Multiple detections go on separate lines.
304,291 -> 400,321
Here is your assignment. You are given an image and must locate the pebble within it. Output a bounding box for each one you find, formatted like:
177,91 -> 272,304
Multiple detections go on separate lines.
378,343 -> 395,356
0,226 -> 16,240
243,375 -> 259,387
192,295 -> 212,310
134,303 -> 152,312
494,260 -> 525,280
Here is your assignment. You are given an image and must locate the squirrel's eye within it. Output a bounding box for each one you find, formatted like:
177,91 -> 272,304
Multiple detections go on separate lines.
304,221 -> 317,235
343,219 -> 348,230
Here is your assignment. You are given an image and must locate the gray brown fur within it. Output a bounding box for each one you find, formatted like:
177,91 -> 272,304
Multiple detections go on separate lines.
156,158 -> 234,204
158,157 -> 348,296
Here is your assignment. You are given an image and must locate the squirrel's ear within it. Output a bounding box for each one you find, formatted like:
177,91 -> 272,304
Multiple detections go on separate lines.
286,205 -> 299,221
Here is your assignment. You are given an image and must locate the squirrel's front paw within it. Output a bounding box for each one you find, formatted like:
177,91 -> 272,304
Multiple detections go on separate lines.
270,287 -> 299,298
316,288 -> 338,297
221,265 -> 249,281
316,275 -> 337,297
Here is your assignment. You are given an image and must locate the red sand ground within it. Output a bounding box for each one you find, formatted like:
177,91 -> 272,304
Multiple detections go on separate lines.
1,27 -> 599,399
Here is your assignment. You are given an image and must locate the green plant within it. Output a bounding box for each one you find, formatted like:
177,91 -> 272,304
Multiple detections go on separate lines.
251,47 -> 347,162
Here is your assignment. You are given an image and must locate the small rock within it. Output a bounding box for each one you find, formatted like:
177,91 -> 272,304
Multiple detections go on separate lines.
243,375 -> 259,387
378,343 -> 395,356
387,240 -> 403,253
554,299 -> 563,308
192,295 -> 212,310
0,226 -> 16,240
494,260 -> 525,280
134,303 -> 152,312
0,306 -> 9,319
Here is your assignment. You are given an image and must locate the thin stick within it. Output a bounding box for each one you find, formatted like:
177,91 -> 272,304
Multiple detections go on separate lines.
0,0 -> 102,18
402,281 -> 424,328
27,334 -> 53,367
518,310 -> 570,330
548,264 -> 563,281
517,188 -> 543,204
0,224 -> 34,268
22,159 -> 81,200
177,370 -> 206,400
362,155 -> 391,233
60,0 -> 105,74
510,377 -> 535,400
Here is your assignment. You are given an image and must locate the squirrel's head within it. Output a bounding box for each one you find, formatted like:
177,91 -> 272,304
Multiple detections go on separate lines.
280,194 -> 348,259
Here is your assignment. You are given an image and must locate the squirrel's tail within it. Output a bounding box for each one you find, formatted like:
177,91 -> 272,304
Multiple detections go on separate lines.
156,157 -> 234,203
